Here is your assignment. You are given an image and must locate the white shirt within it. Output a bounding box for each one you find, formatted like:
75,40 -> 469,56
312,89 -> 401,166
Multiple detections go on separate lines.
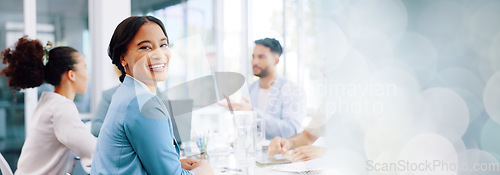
305,103 -> 326,138
15,92 -> 96,175
257,87 -> 270,113
126,74 -> 153,94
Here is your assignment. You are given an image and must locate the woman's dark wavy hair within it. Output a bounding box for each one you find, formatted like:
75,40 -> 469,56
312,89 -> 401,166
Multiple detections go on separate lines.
108,16 -> 169,82
1,36 -> 78,91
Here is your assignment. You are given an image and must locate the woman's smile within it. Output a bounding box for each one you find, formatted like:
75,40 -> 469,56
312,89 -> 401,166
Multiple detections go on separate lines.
148,63 -> 167,72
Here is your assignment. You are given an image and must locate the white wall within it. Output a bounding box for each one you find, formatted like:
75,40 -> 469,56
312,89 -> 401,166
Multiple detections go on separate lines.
23,0 -> 37,134
88,0 -> 131,119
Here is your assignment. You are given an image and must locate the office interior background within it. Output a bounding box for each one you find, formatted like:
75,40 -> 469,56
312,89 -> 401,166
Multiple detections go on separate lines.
1,0 -> 500,173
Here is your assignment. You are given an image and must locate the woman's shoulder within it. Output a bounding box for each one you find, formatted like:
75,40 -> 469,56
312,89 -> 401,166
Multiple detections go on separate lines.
39,92 -> 78,111
120,95 -> 169,132
37,92 -> 79,121
127,95 -> 168,118
122,97 -> 172,140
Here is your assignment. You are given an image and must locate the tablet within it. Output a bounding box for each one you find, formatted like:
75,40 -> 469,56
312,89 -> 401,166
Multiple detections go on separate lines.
255,153 -> 292,165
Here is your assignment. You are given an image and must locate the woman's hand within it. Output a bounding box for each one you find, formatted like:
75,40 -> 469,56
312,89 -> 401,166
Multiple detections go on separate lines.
267,136 -> 293,155
180,158 -> 199,170
217,97 -> 253,111
189,159 -> 214,175
289,145 -> 325,162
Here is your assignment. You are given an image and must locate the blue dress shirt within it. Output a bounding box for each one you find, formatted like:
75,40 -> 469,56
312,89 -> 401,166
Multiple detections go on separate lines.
249,77 -> 307,139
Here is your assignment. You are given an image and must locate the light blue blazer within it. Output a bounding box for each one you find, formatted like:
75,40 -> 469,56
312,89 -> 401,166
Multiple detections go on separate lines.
249,77 -> 306,139
91,76 -> 191,175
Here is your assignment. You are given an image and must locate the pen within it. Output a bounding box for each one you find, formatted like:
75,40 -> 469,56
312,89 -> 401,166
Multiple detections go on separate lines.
222,167 -> 242,172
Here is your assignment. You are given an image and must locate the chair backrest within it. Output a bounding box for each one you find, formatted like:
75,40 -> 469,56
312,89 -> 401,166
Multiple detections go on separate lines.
0,152 -> 13,175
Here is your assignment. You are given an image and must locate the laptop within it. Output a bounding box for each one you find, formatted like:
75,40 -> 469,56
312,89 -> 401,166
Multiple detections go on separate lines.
163,99 -> 194,146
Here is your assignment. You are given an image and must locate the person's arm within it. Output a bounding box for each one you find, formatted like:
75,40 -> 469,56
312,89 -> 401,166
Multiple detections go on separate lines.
289,145 -> 325,162
267,130 -> 318,155
287,130 -> 323,161
189,160 -> 214,175
217,97 -> 253,111
124,96 -> 193,175
268,130 -> 324,161
179,157 -> 213,175
289,130 -> 319,147
53,102 -> 97,167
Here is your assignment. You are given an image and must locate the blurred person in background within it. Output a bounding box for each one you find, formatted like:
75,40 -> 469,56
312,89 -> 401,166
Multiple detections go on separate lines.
220,38 -> 307,140
90,68 -> 121,137
1,36 -> 96,174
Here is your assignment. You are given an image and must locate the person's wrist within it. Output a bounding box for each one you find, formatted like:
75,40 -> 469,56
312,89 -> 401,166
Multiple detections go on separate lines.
287,139 -> 295,150
244,103 -> 252,111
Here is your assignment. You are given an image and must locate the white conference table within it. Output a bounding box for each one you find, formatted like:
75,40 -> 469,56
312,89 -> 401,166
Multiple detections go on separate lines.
183,144 -> 326,175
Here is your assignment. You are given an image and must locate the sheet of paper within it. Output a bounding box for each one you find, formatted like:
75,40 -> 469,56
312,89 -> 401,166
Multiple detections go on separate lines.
268,159 -> 327,174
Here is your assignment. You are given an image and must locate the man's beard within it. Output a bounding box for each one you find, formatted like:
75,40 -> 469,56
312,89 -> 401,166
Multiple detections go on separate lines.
254,66 -> 270,78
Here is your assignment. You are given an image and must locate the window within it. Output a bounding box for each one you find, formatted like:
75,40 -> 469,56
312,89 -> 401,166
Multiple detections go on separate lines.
36,0 -> 91,113
132,0 -> 216,100
0,0 -> 90,171
0,2 -> 25,169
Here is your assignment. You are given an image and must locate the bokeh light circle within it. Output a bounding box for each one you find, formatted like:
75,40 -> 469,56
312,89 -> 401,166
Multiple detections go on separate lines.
483,72 -> 500,124
481,119 -> 500,161
394,33 -> 438,86
421,88 -> 470,142
399,133 -> 458,174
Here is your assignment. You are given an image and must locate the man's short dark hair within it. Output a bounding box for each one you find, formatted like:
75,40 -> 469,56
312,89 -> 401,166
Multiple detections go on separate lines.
255,38 -> 283,56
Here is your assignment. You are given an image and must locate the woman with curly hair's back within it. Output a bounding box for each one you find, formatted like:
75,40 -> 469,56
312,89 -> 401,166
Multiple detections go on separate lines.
1,36 -> 96,174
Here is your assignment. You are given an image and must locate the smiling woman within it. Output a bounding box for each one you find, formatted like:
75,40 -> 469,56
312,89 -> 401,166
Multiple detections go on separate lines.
121,22 -> 170,93
91,16 -> 213,175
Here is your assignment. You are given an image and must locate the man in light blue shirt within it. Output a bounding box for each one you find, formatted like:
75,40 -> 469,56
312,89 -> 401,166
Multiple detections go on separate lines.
222,38 -> 306,139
